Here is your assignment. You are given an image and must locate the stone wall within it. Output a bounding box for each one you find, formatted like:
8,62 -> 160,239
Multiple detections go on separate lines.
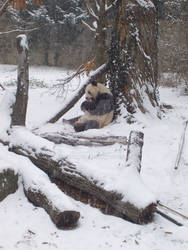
0,13 -> 95,69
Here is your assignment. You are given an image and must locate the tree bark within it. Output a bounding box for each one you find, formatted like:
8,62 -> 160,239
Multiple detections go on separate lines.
126,130 -> 144,173
39,131 -> 128,146
11,34 -> 29,126
24,189 -> 80,229
0,168 -> 18,201
108,0 -> 159,118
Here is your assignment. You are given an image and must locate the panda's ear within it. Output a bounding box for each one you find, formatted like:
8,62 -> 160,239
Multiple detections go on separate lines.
90,80 -> 97,86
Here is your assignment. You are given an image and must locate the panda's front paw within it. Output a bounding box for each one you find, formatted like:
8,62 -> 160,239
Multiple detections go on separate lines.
74,123 -> 85,132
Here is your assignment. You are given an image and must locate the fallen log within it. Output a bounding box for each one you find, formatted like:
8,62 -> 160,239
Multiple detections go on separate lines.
39,131 -> 128,146
24,187 -> 80,229
7,127 -> 156,224
0,150 -> 80,229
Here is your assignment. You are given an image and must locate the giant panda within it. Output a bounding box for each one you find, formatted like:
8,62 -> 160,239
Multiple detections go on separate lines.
68,80 -> 114,132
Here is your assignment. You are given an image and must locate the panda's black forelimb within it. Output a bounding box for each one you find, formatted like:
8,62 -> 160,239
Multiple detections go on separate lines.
81,93 -> 113,116
74,120 -> 99,132
63,116 -> 81,125
81,101 -> 96,111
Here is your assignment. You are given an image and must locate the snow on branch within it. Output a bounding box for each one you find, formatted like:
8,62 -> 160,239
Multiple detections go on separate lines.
0,0 -> 10,16
83,0 -> 99,21
82,20 -> 96,32
0,26 -> 42,36
105,0 -> 118,13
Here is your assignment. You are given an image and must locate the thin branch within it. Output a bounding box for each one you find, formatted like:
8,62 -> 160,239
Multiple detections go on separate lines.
0,83 -> 5,91
82,20 -> 96,32
174,120 -> 188,170
83,0 -> 99,21
105,0 -> 118,14
0,0 -> 11,17
0,24 -> 49,36
94,0 -> 100,12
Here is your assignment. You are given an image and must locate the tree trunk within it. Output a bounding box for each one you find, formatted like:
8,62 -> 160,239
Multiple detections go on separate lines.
108,0 -> 159,119
11,34 -> 29,126
95,1 -> 107,69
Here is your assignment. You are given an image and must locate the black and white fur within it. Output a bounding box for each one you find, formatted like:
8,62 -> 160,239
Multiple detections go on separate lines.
67,81 -> 114,132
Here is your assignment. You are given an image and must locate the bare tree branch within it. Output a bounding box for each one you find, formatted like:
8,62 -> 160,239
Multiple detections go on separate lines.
105,0 -> 118,14
82,20 -> 96,32
83,0 -> 99,21
0,0 -> 11,17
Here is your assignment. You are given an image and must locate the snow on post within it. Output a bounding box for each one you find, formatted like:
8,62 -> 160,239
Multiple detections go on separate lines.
11,34 -> 29,126
126,130 -> 144,173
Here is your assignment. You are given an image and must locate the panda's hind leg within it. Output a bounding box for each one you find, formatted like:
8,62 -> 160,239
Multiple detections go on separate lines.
74,120 -> 99,132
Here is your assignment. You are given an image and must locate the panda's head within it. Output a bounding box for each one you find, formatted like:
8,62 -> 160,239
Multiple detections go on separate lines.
85,80 -> 111,102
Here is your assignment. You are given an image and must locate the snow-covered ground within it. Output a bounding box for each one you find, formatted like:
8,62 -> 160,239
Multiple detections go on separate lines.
1,64 -> 188,250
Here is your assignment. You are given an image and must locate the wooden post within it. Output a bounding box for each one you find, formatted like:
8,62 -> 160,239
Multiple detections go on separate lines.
126,130 -> 144,173
11,34 -> 29,126
0,169 -> 18,201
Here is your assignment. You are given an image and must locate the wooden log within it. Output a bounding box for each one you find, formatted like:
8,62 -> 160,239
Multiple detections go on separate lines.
24,188 -> 80,229
11,34 -> 29,126
39,131 -> 128,146
21,164 -> 80,229
0,169 -> 18,201
0,146 -> 80,229
126,130 -> 144,173
7,128 -> 156,224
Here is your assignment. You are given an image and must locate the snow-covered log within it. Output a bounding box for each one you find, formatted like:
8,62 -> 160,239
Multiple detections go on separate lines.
11,34 -> 29,126
0,148 -> 80,229
6,127 -> 156,224
39,131 -> 128,146
126,131 -> 144,173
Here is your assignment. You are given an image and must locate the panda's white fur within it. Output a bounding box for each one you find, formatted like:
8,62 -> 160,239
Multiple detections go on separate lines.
73,81 -> 114,132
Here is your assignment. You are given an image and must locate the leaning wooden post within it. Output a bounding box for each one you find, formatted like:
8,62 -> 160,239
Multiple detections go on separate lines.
126,130 -> 144,173
11,34 -> 29,126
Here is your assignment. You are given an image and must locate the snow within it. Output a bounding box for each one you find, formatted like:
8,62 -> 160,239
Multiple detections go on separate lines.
17,34 -> 29,50
1,65 -> 188,249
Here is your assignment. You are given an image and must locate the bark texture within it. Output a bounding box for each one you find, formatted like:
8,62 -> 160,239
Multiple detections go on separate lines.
0,169 -> 18,201
25,189 -> 80,229
11,34 -> 29,126
108,0 -> 159,118
39,131 -> 127,146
